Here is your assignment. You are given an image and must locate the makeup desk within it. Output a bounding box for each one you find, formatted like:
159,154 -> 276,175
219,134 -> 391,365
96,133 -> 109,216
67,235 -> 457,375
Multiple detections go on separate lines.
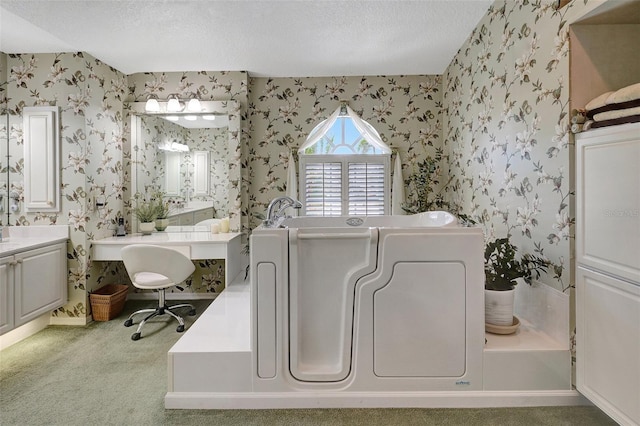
92,228 -> 243,286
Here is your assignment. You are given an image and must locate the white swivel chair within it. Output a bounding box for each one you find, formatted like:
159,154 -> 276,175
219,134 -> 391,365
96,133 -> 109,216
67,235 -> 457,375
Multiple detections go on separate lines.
121,244 -> 196,341
195,218 -> 220,227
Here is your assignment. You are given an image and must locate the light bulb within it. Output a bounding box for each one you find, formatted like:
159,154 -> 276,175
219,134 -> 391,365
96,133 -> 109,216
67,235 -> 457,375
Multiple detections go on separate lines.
145,98 -> 160,112
202,115 -> 216,121
186,98 -> 201,112
184,115 -> 197,121
166,115 -> 179,121
167,98 -> 182,112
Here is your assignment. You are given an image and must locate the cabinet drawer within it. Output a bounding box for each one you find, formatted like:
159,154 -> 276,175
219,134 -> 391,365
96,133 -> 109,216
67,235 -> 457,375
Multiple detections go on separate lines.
576,267 -> 640,425
193,208 -> 213,224
179,213 -> 194,226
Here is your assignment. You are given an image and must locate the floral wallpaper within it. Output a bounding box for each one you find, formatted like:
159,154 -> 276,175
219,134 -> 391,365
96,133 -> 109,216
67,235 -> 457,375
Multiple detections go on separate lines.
442,0 -> 590,293
135,115 -> 182,195
3,52 -> 127,322
248,75 -> 443,229
1,0 -> 599,322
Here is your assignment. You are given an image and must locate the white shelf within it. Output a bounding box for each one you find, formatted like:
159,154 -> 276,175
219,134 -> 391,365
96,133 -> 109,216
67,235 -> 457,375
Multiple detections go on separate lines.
484,317 -> 566,352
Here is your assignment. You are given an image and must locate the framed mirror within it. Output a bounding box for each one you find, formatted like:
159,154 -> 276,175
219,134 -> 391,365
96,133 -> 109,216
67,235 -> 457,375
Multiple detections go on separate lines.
129,100 -> 241,232
0,113 -> 8,225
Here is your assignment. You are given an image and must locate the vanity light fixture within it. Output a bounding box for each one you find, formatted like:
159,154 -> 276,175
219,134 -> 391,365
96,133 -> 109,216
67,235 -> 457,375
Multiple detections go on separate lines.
145,95 -> 160,112
202,114 -> 216,121
166,94 -> 183,112
171,142 -> 190,152
186,97 -> 202,112
159,140 -> 190,152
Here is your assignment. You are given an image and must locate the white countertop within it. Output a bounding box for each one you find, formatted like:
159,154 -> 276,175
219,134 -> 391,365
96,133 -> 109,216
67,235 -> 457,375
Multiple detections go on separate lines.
92,230 -> 241,246
0,225 -> 70,257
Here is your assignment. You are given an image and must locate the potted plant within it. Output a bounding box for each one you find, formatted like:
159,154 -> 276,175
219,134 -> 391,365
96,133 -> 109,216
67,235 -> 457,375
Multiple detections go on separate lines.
484,237 -> 548,328
134,199 -> 157,235
152,193 -> 172,231
401,150 -> 452,214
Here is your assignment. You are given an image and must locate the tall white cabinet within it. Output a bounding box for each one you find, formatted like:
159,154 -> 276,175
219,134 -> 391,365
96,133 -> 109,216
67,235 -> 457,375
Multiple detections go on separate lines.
575,123 -> 640,426
570,2 -> 640,424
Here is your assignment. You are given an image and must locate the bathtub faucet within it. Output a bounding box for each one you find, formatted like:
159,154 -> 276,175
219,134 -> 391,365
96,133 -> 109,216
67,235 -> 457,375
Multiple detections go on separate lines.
264,196 -> 302,227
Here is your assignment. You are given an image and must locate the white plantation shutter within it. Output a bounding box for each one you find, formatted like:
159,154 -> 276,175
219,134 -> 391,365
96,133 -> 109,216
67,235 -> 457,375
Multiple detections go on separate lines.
303,161 -> 342,216
348,162 -> 386,215
300,155 -> 389,216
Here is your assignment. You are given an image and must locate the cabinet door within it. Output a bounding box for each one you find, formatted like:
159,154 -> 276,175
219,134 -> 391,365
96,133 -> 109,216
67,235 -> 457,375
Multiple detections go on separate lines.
0,256 -> 14,335
179,213 -> 195,226
577,267 -> 640,426
576,124 -> 640,284
14,243 -> 67,327
193,208 -> 213,224
23,106 -> 60,212
164,151 -> 181,196
193,151 -> 210,196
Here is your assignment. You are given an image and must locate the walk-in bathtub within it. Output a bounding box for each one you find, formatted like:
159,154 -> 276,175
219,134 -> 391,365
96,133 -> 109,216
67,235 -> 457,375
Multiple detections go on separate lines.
250,211 -> 485,393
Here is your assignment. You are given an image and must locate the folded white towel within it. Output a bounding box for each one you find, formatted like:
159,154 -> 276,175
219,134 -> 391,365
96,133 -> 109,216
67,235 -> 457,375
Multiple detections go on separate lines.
606,82 -> 640,104
585,91 -> 614,110
593,106 -> 640,121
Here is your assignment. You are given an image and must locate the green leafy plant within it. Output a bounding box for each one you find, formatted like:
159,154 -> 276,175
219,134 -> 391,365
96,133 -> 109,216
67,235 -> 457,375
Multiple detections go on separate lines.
402,149 -> 452,214
151,192 -> 172,219
484,237 -> 549,291
133,200 -> 157,223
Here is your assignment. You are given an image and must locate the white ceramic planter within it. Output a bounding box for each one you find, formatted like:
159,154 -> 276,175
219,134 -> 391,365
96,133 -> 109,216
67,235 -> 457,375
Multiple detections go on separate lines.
155,218 -> 169,231
484,288 -> 515,326
139,221 -> 156,235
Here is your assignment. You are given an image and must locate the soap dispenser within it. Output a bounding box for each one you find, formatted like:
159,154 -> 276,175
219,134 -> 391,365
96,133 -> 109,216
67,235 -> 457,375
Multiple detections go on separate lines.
116,217 -> 126,237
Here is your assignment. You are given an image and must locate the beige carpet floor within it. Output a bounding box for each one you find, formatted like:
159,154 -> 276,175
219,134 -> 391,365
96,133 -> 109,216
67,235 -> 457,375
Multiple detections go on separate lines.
0,299 -> 615,426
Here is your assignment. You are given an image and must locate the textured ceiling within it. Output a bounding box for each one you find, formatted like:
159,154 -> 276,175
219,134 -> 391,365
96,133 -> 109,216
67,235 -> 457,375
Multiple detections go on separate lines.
0,0 -> 491,77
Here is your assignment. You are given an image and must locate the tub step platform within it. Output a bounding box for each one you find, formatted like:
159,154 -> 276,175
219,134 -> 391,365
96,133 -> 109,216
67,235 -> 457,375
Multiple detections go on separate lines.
167,278 -> 253,394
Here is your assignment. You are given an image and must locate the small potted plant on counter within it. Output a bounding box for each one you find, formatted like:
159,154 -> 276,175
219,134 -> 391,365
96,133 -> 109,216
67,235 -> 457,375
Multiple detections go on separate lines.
484,237 -> 548,333
153,193 -> 172,231
134,199 -> 157,235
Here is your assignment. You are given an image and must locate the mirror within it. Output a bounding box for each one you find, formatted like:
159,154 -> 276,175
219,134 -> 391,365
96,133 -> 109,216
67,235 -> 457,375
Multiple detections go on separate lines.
2,112 -> 22,226
130,100 -> 241,232
0,113 -> 7,225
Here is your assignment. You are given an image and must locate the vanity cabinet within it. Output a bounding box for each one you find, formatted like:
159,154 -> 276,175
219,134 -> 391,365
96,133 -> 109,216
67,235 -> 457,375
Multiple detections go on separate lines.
167,207 -> 215,227
0,256 -> 14,334
193,208 -> 214,224
0,242 -> 67,335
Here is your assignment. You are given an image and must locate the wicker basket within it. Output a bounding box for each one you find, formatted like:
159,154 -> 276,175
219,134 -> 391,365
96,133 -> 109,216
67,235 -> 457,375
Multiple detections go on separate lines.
90,284 -> 129,321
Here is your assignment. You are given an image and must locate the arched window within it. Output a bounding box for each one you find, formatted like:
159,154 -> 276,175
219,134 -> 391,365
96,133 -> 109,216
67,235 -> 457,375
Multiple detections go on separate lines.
299,103 -> 391,216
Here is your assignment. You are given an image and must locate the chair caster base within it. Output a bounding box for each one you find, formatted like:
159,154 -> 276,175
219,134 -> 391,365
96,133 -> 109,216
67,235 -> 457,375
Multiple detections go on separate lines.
176,325 -> 185,333
131,332 -> 141,341
124,319 -> 133,327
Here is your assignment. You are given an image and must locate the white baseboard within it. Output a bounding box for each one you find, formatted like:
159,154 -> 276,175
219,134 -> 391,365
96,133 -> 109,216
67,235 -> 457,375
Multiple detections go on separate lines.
0,313 -> 51,350
165,390 -> 590,410
49,316 -> 91,326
